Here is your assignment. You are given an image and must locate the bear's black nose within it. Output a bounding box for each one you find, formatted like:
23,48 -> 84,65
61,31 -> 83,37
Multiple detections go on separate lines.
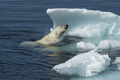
66,24 -> 68,27
65,24 -> 68,29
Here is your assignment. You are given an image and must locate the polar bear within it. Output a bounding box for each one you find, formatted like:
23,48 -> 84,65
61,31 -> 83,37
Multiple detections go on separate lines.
35,24 -> 68,45
20,24 -> 68,47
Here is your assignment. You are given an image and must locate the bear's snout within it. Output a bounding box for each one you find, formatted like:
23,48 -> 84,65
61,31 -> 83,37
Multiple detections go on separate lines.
65,24 -> 68,29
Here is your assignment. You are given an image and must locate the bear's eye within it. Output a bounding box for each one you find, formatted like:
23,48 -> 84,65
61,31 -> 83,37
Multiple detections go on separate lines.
61,26 -> 63,28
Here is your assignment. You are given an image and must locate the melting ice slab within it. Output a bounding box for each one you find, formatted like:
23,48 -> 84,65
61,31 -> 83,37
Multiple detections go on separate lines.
77,40 -> 120,50
113,57 -> 120,70
52,49 -> 111,77
47,8 -> 120,38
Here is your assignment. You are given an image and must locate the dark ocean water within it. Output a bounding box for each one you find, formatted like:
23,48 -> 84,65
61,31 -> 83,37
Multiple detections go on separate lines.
1,0 -> 120,80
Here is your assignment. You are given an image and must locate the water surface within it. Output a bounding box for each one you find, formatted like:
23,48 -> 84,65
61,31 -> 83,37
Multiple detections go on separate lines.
1,0 -> 120,80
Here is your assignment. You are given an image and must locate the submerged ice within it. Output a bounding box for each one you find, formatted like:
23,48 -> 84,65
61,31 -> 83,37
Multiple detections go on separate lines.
52,49 -> 111,77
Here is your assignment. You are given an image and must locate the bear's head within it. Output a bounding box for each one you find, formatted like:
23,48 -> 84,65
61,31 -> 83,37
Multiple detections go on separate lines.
53,24 -> 68,38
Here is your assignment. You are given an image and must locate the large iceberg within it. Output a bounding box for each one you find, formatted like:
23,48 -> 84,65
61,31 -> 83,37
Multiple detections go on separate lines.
47,8 -> 120,38
47,8 -> 120,50
52,49 -> 111,77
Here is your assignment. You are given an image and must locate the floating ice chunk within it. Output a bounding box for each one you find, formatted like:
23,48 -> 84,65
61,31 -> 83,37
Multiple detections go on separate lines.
76,40 -> 120,50
113,57 -> 120,70
47,8 -> 120,38
50,28 -> 53,32
77,41 -> 96,49
113,57 -> 120,64
98,40 -> 120,49
52,48 -> 111,77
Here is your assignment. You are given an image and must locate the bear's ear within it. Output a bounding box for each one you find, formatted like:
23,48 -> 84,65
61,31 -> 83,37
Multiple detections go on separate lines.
55,31 -> 57,35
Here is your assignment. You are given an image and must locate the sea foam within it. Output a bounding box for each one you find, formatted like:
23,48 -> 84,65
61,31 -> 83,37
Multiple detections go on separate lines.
52,49 -> 111,77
